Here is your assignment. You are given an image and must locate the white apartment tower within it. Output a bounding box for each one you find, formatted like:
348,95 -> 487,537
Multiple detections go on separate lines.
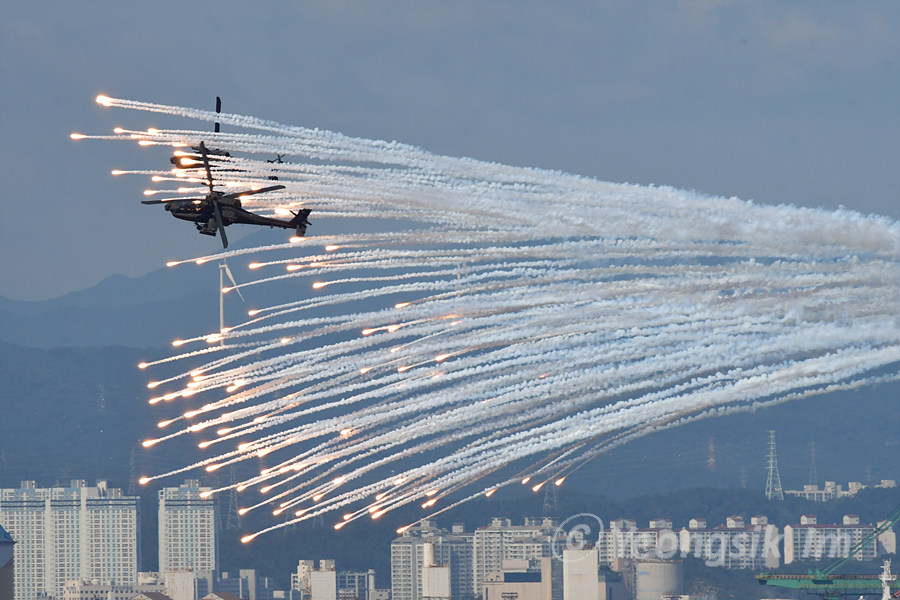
597,518 -> 676,567
472,517 -> 556,597
784,514 -> 879,564
679,515 -> 780,569
158,479 -> 218,573
292,559 -> 341,600
0,480 -> 140,600
391,521 -> 473,600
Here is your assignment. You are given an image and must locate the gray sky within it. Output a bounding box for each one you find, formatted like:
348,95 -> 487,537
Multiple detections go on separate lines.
1,1 -> 897,301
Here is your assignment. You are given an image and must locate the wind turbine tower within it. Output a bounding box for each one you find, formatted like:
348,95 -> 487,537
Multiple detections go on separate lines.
219,259 -> 244,345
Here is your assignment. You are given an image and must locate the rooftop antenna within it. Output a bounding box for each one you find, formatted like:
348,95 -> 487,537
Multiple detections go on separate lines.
765,430 -> 784,501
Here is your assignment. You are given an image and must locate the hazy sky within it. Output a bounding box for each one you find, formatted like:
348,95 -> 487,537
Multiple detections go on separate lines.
1,1 -> 897,301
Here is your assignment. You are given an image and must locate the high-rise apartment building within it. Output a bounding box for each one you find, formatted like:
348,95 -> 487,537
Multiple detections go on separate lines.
158,479 -> 217,573
679,515 -> 780,569
337,569 -> 377,600
0,480 -> 140,600
391,521 -> 474,600
597,518 -> 677,567
472,517 -> 556,597
784,514 -> 879,564
1,523 -> 14,600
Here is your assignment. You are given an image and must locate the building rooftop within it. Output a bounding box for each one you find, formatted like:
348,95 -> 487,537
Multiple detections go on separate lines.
133,593 -> 173,600
0,524 -> 13,544
788,523 -> 874,529
203,593 -> 242,600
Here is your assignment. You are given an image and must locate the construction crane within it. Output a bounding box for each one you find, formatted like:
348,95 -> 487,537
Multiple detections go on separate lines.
756,505 -> 900,600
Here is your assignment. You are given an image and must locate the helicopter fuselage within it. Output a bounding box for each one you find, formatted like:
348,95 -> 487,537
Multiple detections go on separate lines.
164,193 -> 302,233
165,193 -> 239,224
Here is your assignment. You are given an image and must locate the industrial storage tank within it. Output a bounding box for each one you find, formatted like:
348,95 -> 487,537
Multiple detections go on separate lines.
635,560 -> 683,600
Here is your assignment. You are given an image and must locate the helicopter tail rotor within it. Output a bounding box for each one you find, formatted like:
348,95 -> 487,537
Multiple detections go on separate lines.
290,208 -> 312,237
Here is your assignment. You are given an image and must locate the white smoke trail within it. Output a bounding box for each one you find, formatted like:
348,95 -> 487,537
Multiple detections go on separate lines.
82,96 -> 900,540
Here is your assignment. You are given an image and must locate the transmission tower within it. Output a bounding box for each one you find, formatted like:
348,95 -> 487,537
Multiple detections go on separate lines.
542,482 -> 559,516
765,430 -> 784,501
808,442 -> 818,486
225,464 -> 240,530
707,437 -> 716,471
739,465 -> 747,489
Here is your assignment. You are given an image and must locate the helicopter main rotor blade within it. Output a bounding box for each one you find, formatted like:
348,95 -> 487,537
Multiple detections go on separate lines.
212,201 -> 228,248
212,199 -> 228,249
141,197 -> 203,205
199,141 -> 215,194
220,185 -> 285,201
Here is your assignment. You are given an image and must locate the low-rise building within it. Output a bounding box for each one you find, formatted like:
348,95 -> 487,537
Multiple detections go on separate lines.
785,480 -> 896,502
562,547 -> 626,600
483,557 -> 557,600
215,569 -> 281,600
61,572 -> 176,600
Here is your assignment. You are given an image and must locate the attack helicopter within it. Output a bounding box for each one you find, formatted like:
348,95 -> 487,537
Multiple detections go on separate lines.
143,141 -> 311,249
